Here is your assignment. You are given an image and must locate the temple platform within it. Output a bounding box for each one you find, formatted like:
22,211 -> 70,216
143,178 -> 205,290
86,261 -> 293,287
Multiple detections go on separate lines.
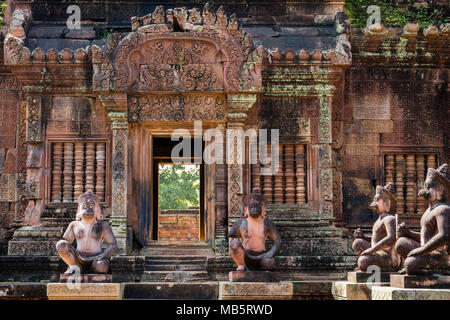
347,271 -> 393,283
372,286 -> 450,300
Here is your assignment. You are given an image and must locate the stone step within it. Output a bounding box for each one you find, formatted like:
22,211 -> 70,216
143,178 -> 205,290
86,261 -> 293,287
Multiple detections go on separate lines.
122,282 -> 218,300
142,271 -> 210,282
145,264 -> 207,271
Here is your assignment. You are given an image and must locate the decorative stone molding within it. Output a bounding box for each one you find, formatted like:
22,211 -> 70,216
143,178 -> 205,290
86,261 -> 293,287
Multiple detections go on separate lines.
92,4 -> 263,94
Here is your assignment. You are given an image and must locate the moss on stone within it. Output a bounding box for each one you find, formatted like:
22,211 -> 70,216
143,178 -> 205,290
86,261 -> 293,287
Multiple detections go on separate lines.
345,0 -> 449,28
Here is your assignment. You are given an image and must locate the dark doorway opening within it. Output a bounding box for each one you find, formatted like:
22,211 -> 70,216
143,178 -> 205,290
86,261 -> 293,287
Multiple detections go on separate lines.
152,137 -> 205,242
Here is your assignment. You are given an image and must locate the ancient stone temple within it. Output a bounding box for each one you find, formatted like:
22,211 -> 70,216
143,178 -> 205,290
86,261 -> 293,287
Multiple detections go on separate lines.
0,0 -> 448,300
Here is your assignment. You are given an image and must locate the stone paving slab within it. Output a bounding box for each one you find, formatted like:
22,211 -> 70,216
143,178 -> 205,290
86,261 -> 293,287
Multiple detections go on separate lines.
390,274 -> 450,289
123,282 -> 218,299
372,286 -> 450,300
219,281 -> 293,300
332,281 -> 388,300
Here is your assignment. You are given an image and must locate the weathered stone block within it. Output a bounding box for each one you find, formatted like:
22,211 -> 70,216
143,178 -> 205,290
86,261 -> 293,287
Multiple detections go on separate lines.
372,286 -> 450,300
390,274 -> 450,289
348,271 -> 393,283
332,281 -> 388,300
123,282 -> 218,300
60,274 -> 112,284
47,283 -> 123,300
219,282 -> 293,300
229,271 -> 287,282
0,283 -> 47,300
361,120 -> 393,133
65,27 -> 96,39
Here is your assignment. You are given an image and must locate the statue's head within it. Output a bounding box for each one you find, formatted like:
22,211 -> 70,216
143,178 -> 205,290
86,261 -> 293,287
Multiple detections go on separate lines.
418,163 -> 449,203
370,183 -> 396,214
244,188 -> 265,219
76,190 -> 103,221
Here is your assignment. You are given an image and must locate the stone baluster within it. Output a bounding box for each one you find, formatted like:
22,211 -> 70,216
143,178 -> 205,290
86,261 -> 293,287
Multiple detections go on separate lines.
85,142 -> 95,192
295,144 -> 306,204
284,144 -> 295,204
51,142 -> 63,202
95,142 -> 106,202
63,142 -> 74,202
395,154 -> 405,214
262,144 -> 273,204
385,154 -> 395,185
251,146 -> 261,193
416,154 -> 426,214
426,154 -> 436,170
74,142 -> 84,200
273,144 -> 284,204
405,154 -> 416,214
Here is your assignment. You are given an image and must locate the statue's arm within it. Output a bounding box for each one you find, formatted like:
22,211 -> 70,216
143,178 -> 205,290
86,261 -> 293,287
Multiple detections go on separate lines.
406,229 -> 421,242
368,217 -> 396,253
100,222 -> 118,259
410,208 -> 449,256
228,218 -> 242,238
354,228 -> 371,242
265,219 -> 281,259
62,222 -> 76,244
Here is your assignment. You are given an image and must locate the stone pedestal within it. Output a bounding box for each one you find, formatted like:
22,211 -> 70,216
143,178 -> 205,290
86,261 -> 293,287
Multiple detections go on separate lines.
390,274 -> 450,289
7,226 -> 63,256
47,283 -> 122,300
219,282 -> 293,300
228,271 -> 286,282
372,286 -> 450,300
347,271 -> 392,283
59,274 -> 112,284
332,281 -> 388,300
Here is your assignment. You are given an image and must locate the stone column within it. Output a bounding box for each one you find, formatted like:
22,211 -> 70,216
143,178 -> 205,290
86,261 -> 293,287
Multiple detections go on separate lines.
100,94 -> 128,255
225,93 -> 257,237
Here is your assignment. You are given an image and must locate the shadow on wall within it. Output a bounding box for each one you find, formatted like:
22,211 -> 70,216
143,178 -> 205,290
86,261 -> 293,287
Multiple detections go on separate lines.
343,178 -> 377,225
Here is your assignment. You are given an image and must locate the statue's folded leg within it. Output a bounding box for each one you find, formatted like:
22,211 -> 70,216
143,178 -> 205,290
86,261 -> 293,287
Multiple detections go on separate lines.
352,238 -> 370,255
91,258 -> 110,274
357,251 -> 393,272
395,237 -> 420,259
260,257 -> 276,271
405,252 -> 450,275
230,239 -> 246,271
56,240 -> 82,273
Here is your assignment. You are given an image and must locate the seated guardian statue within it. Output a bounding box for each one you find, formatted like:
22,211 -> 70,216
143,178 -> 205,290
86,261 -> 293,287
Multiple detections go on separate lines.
56,190 -> 118,274
395,163 -> 450,275
229,188 -> 281,271
352,183 -> 400,271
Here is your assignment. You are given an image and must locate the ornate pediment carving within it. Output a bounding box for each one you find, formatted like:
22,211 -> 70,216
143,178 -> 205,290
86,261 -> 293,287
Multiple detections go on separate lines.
92,3 -> 263,94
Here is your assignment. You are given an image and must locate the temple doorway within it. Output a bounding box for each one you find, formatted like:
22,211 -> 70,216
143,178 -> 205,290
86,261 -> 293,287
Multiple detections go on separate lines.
151,137 -> 205,242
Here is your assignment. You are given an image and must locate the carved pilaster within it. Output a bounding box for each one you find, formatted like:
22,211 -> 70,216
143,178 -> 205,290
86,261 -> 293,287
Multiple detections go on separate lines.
101,94 -> 128,255
226,94 -> 257,219
262,144 -> 273,204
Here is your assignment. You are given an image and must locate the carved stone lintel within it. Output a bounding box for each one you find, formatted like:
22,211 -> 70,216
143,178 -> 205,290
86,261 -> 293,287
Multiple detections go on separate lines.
26,96 -> 43,143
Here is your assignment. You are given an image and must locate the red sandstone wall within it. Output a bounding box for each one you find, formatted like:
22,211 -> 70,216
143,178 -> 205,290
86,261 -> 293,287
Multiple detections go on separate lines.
341,66 -> 449,226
